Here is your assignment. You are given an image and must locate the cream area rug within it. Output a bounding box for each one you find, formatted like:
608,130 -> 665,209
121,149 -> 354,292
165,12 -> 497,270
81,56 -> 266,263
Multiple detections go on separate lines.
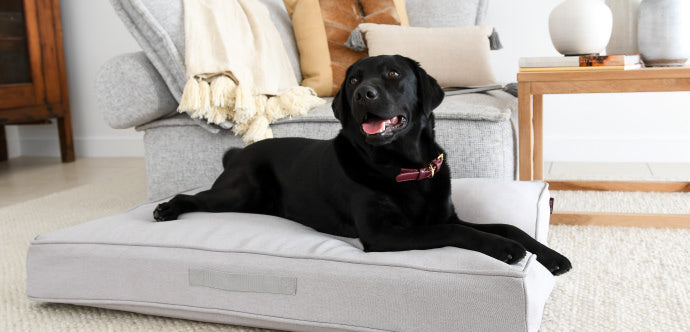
1,171 -> 689,331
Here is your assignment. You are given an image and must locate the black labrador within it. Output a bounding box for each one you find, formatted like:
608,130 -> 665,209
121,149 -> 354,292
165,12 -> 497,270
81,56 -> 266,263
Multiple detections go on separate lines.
153,55 -> 571,275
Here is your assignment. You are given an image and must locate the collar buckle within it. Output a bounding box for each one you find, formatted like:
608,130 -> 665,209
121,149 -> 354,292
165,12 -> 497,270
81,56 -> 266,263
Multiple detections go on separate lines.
395,153 -> 444,182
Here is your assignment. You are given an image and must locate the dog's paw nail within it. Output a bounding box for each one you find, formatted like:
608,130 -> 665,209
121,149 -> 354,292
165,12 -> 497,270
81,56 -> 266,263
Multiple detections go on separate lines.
153,203 -> 177,222
153,210 -> 164,222
486,241 -> 526,265
551,260 -> 572,276
503,242 -> 526,264
539,254 -> 572,276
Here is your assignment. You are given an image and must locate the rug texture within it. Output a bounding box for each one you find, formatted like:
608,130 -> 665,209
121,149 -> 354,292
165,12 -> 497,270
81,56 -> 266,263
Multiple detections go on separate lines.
1,171 -> 689,331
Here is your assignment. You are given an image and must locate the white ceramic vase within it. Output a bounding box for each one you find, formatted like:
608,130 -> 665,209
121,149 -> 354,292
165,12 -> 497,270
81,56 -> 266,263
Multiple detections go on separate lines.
638,0 -> 690,66
605,0 -> 642,55
549,0 -> 613,56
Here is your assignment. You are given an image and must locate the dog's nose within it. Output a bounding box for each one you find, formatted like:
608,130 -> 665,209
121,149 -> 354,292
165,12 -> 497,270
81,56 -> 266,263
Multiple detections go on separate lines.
355,85 -> 379,102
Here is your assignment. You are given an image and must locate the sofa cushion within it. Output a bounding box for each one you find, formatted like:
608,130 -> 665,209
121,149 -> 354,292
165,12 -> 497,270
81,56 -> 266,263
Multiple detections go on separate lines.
27,179 -> 553,332
139,91 -> 514,131
110,0 -> 302,101
283,0 -> 408,96
136,90 -> 517,200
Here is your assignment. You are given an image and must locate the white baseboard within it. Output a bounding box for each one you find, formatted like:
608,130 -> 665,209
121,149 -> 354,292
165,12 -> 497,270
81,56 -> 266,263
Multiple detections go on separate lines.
5,126 -> 22,158
17,136 -> 145,158
544,136 -> 690,163
7,141 -> 21,158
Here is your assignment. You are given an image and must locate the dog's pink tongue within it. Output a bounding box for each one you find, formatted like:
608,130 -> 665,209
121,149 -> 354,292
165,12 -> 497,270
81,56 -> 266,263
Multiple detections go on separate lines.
362,116 -> 396,135
362,119 -> 386,135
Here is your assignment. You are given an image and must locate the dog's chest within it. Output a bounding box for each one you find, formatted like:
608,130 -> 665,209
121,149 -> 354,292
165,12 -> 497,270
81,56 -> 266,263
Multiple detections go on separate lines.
388,182 -> 449,225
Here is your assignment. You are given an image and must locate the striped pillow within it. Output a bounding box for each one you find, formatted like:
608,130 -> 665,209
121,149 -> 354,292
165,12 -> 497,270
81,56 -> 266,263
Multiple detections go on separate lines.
283,0 -> 409,96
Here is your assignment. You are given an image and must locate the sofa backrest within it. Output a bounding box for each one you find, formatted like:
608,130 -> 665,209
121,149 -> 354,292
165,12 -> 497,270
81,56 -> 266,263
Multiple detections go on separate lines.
407,0 -> 488,27
110,0 -> 301,101
110,0 -> 489,102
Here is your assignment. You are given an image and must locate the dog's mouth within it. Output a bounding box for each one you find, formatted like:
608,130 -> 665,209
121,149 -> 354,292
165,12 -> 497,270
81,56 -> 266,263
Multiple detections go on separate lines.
361,114 -> 407,136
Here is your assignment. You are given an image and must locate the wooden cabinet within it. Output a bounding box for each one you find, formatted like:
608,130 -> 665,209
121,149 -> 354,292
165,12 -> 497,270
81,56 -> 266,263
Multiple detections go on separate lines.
0,0 -> 73,162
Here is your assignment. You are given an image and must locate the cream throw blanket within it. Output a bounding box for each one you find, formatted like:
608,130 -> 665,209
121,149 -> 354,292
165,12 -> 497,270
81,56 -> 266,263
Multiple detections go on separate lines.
178,0 -> 325,143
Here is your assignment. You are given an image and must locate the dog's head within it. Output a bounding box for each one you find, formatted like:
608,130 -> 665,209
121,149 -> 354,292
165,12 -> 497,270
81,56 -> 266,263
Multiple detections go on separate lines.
332,55 -> 444,146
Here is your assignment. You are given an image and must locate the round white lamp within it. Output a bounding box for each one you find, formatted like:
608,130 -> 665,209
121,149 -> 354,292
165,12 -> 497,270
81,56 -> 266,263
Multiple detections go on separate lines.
549,0 -> 613,56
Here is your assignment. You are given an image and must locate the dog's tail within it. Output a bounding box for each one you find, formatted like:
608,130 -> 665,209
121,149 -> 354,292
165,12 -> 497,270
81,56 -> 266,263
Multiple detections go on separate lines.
222,148 -> 242,169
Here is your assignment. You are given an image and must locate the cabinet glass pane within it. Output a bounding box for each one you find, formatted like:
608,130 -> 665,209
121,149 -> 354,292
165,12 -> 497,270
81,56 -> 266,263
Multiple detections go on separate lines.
0,0 -> 32,85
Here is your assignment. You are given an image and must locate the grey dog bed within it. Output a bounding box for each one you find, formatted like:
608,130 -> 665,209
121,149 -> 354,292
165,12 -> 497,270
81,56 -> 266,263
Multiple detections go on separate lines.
27,179 -> 555,332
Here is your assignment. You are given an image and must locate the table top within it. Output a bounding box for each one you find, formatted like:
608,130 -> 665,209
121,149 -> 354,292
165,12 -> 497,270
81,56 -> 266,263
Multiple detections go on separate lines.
517,66 -> 690,82
517,66 -> 690,94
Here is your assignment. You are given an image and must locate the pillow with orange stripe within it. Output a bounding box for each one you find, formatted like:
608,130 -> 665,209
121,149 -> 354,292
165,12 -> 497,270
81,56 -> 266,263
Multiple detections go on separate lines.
283,0 -> 409,97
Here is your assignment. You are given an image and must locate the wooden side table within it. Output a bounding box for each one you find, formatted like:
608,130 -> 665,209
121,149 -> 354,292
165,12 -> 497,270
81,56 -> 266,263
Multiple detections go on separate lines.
517,67 -> 690,228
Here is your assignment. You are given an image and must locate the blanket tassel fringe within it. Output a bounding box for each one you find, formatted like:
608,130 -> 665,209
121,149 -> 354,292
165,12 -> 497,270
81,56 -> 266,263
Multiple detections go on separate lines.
178,74 -> 325,144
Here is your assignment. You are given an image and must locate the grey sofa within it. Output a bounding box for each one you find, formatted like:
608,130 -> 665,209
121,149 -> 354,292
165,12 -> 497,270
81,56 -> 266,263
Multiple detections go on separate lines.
97,0 -> 518,201
71,4 -> 559,332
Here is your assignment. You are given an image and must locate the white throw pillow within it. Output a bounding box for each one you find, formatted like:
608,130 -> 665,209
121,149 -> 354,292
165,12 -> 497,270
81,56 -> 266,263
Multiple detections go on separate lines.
358,23 -> 497,88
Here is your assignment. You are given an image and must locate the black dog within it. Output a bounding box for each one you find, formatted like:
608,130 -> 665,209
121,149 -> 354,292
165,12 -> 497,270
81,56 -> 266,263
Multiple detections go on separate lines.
154,55 -> 571,275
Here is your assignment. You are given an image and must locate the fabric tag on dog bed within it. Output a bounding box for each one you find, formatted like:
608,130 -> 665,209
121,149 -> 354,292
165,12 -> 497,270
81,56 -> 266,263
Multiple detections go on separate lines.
189,269 -> 297,295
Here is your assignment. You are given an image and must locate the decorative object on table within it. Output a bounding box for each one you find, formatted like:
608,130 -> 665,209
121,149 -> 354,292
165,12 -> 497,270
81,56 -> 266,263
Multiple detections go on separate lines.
519,54 -> 643,71
605,0 -> 642,55
548,0 -> 613,56
519,64 -> 642,72
637,0 -> 690,67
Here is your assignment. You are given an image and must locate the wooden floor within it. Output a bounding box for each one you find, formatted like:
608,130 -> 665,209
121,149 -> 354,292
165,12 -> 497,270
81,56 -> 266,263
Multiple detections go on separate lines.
0,157 -> 146,208
1,157 -> 688,208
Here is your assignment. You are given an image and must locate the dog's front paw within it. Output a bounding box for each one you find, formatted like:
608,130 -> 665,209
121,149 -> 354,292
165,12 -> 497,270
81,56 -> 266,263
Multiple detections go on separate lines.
483,238 -> 527,265
153,202 -> 180,222
538,251 -> 572,276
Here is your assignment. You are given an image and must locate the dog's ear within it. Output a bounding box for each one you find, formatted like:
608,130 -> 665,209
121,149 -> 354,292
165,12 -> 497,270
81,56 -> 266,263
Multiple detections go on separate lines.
405,57 -> 444,116
331,72 -> 351,122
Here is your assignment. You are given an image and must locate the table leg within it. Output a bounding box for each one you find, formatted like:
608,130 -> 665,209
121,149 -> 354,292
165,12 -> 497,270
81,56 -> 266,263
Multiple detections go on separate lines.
0,125 -> 7,161
533,94 -> 544,180
57,113 -> 75,163
518,82 -> 534,180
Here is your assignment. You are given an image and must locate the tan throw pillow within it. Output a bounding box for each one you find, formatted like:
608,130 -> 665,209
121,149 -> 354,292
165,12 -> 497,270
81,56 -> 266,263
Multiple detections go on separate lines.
358,23 -> 497,88
283,0 -> 409,96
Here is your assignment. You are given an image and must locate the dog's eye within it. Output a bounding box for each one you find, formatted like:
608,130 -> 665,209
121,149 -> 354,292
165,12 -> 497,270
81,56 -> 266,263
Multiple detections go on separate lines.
387,70 -> 400,79
349,77 -> 359,85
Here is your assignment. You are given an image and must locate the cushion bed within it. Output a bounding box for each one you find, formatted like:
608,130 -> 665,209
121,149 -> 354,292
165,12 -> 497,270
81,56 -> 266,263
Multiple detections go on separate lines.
27,179 -> 554,332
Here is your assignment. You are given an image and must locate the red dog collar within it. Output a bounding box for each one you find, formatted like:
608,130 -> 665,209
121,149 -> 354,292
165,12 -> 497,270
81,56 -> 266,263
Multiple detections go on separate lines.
395,154 -> 444,182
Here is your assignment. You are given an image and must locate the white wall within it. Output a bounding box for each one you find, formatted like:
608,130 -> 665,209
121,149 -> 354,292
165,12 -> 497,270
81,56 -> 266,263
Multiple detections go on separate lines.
485,0 -> 690,163
9,0 -> 690,162
7,0 -> 144,158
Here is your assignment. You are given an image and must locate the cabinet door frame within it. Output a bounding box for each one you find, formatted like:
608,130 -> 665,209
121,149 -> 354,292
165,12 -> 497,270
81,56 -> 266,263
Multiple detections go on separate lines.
0,0 -> 47,110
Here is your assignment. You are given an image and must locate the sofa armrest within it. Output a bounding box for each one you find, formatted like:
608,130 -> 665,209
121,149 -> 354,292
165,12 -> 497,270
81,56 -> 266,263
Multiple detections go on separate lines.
96,52 -> 178,129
